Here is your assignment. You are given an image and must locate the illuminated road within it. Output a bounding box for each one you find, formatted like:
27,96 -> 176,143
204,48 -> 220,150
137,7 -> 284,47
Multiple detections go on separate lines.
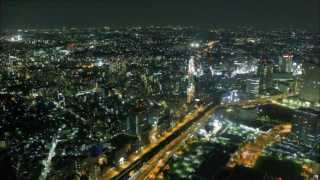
100,106 -> 206,179
99,93 -> 294,180
129,94 -> 294,180
132,106 -> 218,180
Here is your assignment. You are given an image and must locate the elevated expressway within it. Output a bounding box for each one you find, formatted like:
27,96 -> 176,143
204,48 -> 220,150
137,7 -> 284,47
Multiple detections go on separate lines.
100,93 -> 295,180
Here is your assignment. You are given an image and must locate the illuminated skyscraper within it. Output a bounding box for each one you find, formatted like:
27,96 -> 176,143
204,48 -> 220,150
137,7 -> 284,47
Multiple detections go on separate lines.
187,56 -> 196,103
246,78 -> 260,97
257,58 -> 273,94
279,54 -> 294,73
293,62 -> 304,94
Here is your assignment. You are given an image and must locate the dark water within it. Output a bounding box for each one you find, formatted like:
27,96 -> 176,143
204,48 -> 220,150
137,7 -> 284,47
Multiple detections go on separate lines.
254,156 -> 303,180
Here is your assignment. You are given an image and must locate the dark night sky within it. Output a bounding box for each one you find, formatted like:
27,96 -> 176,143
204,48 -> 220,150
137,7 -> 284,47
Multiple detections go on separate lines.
1,0 -> 319,31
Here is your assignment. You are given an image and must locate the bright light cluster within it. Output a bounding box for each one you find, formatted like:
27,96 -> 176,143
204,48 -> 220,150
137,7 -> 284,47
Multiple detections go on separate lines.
96,58 -> 104,67
231,62 -> 257,77
196,64 -> 204,77
8,34 -> 23,42
221,90 -> 241,103
190,42 -> 200,48
209,66 -> 222,76
293,62 -> 303,76
188,57 -> 196,76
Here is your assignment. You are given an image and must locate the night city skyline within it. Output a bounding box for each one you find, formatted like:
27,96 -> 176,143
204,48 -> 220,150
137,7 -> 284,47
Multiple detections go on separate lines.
0,1 -> 319,180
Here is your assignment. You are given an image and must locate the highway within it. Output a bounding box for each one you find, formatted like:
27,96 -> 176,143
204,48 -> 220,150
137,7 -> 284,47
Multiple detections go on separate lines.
100,105 -> 206,179
132,106 -> 218,180
100,93 -> 295,180
129,94 -> 294,180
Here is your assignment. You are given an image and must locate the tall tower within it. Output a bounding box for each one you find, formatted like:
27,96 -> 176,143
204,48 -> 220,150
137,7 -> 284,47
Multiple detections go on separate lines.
187,56 -> 196,103
257,58 -> 273,94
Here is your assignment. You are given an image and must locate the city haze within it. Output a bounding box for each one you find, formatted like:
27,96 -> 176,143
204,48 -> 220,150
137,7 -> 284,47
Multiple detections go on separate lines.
1,0 -> 319,31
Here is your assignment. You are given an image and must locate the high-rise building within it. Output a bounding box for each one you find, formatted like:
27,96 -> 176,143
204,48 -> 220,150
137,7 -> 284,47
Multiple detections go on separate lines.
279,54 -> 294,73
187,56 -> 196,103
246,78 -> 260,97
257,58 -> 273,94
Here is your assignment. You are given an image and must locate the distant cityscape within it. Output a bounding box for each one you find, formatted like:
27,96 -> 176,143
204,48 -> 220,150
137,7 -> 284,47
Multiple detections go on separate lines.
0,26 -> 319,180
